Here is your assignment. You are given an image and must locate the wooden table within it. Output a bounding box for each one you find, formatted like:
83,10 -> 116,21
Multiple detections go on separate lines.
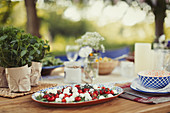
0,94 -> 170,113
0,67 -> 170,113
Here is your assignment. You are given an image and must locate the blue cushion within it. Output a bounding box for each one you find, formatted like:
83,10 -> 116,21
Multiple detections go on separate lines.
55,55 -> 81,61
55,47 -> 130,61
101,47 -> 130,60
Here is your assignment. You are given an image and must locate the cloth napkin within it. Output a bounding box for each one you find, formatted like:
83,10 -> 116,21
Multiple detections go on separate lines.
119,84 -> 170,104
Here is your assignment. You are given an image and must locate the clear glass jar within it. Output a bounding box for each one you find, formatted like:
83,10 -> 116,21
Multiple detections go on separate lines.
64,61 -> 82,84
84,53 -> 99,80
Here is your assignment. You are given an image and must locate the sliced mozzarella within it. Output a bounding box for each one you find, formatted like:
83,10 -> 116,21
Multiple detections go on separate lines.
34,92 -> 40,97
65,97 -> 71,103
89,88 -> 94,92
72,87 -> 78,93
59,94 -> 65,99
84,92 -> 92,101
69,96 -> 75,102
72,92 -> 79,98
108,94 -> 113,97
79,93 -> 85,98
113,90 -> 118,94
63,88 -> 71,95
99,95 -> 105,99
40,93 -> 44,97
55,98 -> 62,102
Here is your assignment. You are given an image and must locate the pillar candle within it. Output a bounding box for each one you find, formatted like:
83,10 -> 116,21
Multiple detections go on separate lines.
135,43 -> 152,76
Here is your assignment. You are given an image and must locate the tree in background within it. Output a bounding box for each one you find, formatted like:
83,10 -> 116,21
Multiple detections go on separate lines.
0,0 -> 18,25
141,0 -> 166,43
22,0 -> 170,42
24,0 -> 41,38
119,0 -> 167,43
0,0 -> 41,38
0,0 -> 169,42
149,0 -> 166,43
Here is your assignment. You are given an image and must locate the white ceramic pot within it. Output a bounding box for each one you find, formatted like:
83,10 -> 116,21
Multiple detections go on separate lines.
0,67 -> 8,88
30,62 -> 42,86
5,65 -> 31,92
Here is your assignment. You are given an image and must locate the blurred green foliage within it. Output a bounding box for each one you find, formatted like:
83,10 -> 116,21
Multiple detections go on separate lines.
43,12 -> 90,40
0,0 -> 18,26
0,1 -> 156,57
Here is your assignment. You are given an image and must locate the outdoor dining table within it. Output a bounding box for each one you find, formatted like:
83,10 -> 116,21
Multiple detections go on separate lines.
0,67 -> 170,113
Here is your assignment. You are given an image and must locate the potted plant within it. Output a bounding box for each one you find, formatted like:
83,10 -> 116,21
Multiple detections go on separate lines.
0,26 -> 37,92
27,35 -> 50,86
0,61 -> 8,88
0,26 -> 31,92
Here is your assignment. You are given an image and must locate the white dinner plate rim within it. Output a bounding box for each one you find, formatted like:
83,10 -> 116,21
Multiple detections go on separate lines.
130,78 -> 170,94
31,84 -> 123,106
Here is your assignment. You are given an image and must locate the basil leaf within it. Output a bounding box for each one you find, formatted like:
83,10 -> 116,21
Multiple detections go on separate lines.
21,50 -> 27,57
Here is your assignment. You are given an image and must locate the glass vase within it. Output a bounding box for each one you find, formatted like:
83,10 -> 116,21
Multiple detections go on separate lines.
84,53 -> 99,80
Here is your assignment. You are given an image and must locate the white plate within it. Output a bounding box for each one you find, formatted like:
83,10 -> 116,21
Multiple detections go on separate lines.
130,78 -> 170,94
31,84 -> 123,107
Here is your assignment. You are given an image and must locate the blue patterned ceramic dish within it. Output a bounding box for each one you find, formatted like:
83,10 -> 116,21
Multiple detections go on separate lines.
138,70 -> 170,89
130,78 -> 170,94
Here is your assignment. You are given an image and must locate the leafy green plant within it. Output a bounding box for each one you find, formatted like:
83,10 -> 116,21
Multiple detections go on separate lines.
25,34 -> 50,62
0,26 -> 50,68
41,55 -> 63,67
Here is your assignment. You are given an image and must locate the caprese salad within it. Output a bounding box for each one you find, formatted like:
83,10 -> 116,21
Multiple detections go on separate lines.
34,84 -> 119,103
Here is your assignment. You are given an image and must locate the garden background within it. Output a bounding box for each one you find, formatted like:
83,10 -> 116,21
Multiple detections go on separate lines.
1,0 -> 170,56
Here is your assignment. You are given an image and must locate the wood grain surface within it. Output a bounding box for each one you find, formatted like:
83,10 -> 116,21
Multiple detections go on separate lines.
1,67 -> 170,113
0,94 -> 170,113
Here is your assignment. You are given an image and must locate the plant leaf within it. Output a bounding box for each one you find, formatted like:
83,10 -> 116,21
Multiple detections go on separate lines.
12,50 -> 17,55
21,50 -> 27,57
0,35 -> 7,41
30,50 -> 36,55
37,50 -> 40,54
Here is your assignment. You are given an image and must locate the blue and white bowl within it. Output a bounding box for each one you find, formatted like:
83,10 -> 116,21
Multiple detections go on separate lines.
138,70 -> 170,89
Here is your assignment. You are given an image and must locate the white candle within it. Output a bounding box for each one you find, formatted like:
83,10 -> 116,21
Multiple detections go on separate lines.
135,43 -> 152,76
150,50 -> 155,70
64,61 -> 82,84
64,67 -> 81,84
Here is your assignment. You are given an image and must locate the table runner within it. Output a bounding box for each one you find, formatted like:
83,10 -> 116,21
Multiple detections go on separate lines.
119,84 -> 170,104
36,72 -> 170,104
0,82 -> 57,98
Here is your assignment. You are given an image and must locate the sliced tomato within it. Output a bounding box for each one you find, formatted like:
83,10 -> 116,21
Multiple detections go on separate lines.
62,88 -> 65,92
94,90 -> 98,95
62,98 -> 66,102
78,89 -> 83,93
110,90 -> 114,95
100,90 -> 104,95
105,90 -> 110,94
102,87 -> 105,90
69,93 -> 73,97
83,88 -> 89,92
63,94 -> 69,99
92,92 -> 98,97
47,96 -> 55,101
54,94 -> 59,98
92,97 -> 97,100
43,94 -> 49,98
75,96 -> 81,101
75,85 -> 80,89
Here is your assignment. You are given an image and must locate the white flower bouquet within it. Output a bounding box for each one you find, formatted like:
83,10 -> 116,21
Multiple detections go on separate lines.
76,32 -> 105,80
75,32 -> 105,53
79,46 -> 92,58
